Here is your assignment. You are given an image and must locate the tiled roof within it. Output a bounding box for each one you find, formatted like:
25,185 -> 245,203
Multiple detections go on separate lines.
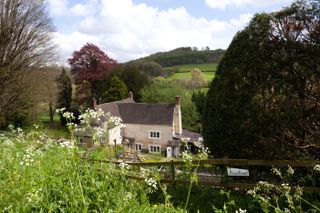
96,99 -> 175,125
96,98 -> 136,117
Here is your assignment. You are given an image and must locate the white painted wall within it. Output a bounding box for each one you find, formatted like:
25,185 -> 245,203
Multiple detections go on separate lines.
108,126 -> 123,146
123,123 -> 174,152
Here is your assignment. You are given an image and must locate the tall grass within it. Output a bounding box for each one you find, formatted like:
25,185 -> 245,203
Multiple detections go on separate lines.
0,128 -> 178,212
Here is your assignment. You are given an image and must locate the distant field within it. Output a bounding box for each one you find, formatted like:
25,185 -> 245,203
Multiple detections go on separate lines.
164,62 -> 217,81
166,62 -> 218,72
167,71 -> 215,81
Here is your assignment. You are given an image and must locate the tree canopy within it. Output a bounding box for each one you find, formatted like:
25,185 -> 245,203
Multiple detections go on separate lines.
0,0 -> 56,127
203,0 -> 320,159
111,64 -> 149,102
68,43 -> 117,84
130,47 -> 225,67
140,62 -> 163,77
56,68 -> 72,125
101,76 -> 128,103
68,43 -> 117,107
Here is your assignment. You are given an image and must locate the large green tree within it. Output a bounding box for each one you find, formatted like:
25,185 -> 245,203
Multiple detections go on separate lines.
112,64 -> 149,101
203,0 -> 320,159
56,68 -> 72,125
101,76 -> 128,103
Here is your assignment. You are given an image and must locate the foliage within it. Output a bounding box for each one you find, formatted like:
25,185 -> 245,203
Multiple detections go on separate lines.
130,47 -> 225,67
140,62 -> 164,77
101,76 -> 129,103
68,43 -> 116,85
56,68 -> 72,125
74,80 -> 92,110
247,166 -> 320,212
192,91 -> 207,118
1,109 -> 319,212
68,43 -> 117,108
203,0 -> 320,159
111,64 -> 150,102
0,127 -> 178,212
188,68 -> 207,89
140,79 -> 199,131
0,0 -> 56,127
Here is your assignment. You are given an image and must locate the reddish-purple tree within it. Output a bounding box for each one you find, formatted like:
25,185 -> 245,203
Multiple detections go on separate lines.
68,43 -> 117,107
68,43 -> 117,84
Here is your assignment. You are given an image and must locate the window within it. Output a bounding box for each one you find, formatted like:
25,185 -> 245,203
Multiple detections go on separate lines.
149,145 -> 161,153
78,138 -> 84,145
149,131 -> 160,139
135,144 -> 143,153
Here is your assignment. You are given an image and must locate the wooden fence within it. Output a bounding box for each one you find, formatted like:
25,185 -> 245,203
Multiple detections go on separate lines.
83,158 -> 320,193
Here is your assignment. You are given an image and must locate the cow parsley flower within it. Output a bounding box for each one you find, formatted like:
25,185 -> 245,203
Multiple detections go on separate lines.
236,208 -> 247,213
271,167 -> 282,177
287,166 -> 294,175
119,163 -> 132,170
145,177 -> 157,191
314,165 -> 320,172
63,112 -> 75,120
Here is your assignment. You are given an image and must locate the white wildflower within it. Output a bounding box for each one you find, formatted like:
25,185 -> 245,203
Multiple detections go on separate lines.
235,208 -> 247,213
145,177 -> 157,191
63,112 -> 75,120
119,163 -> 132,170
182,151 -> 193,163
287,166 -> 294,175
271,167 -> 282,177
56,107 -> 66,113
314,165 -> 320,172
124,192 -> 133,201
247,189 -> 256,196
284,208 -> 291,213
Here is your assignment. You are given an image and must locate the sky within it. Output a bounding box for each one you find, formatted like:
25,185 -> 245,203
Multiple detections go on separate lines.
45,0 -> 295,63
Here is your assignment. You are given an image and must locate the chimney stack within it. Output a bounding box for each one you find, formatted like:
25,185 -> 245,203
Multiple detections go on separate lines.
173,96 -> 182,135
93,98 -> 97,109
175,96 -> 180,106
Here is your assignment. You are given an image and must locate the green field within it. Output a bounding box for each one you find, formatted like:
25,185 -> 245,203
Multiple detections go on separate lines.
166,71 -> 215,81
164,62 -> 217,81
166,62 -> 218,72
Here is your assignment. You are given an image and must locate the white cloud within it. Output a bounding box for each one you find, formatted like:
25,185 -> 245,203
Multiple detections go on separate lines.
205,0 -> 293,10
70,0 -> 98,16
51,0 -> 253,62
46,0 -> 69,16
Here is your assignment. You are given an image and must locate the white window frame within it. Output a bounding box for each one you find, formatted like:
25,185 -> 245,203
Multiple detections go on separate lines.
149,130 -> 161,139
135,143 -> 143,153
149,145 -> 161,153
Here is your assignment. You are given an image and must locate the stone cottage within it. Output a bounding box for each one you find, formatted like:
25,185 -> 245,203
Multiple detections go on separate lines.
79,93 -> 203,157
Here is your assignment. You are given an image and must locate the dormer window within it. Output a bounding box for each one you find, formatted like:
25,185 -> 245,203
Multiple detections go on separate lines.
149,131 -> 160,139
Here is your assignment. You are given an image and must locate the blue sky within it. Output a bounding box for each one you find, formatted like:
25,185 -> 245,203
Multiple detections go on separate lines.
46,0 -> 295,63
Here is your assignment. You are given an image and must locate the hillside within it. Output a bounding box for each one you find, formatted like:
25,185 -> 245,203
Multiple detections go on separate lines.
129,47 -> 225,67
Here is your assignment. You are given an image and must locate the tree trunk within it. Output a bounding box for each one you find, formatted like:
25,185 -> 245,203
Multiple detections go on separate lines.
49,102 -> 54,128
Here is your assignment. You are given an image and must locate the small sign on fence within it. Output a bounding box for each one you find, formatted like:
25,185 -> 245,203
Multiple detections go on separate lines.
227,167 -> 249,176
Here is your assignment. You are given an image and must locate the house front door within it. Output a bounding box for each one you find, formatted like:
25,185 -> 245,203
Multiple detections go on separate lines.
166,147 -> 172,158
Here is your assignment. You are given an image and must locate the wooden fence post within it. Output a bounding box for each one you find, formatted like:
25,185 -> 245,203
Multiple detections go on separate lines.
171,161 -> 176,188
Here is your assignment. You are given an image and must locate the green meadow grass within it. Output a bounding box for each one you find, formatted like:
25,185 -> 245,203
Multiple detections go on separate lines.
166,71 -> 215,81
166,63 -> 218,72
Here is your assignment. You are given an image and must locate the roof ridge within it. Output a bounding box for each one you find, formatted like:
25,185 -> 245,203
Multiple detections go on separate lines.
97,98 -> 135,107
117,102 -> 175,106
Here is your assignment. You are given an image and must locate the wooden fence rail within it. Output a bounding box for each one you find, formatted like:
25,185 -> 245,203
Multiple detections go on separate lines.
83,157 -> 320,168
82,157 -> 320,193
